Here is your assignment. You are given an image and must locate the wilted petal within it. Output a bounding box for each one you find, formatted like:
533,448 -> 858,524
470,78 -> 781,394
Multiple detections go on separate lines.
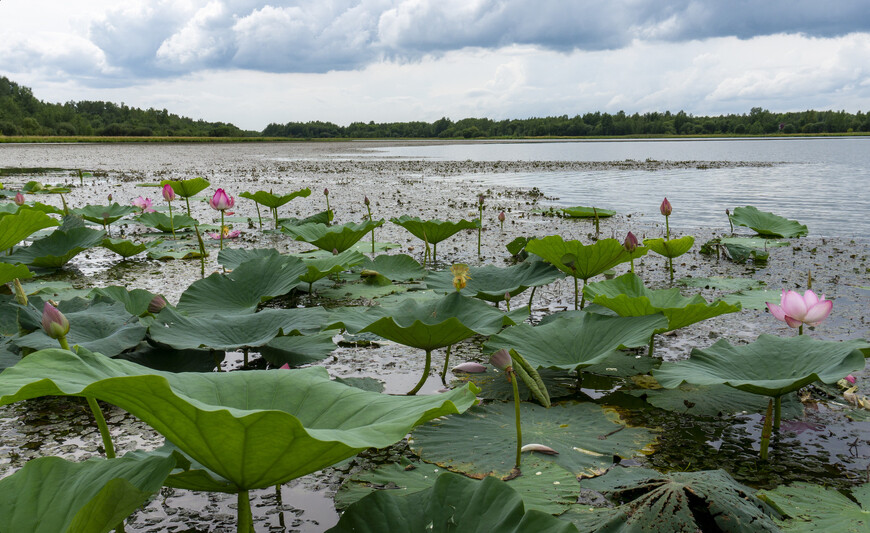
803,299 -> 833,326
521,443 -> 559,455
452,362 -> 487,373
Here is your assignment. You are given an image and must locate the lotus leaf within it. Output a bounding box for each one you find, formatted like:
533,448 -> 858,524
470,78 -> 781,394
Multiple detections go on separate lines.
425,261 -> 563,302
0,208 -> 60,251
319,281 -> 408,302
278,209 -> 333,228
633,385 -> 804,418
580,467 -> 779,532
22,180 -> 69,194
412,401 -> 655,478
116,344 -> 219,373
0,338 -> 19,370
722,288 -> 786,310
72,203 -> 138,226
525,236 -> 643,280
560,206 -> 616,218
160,177 -> 210,198
217,247 -> 280,270
176,254 -> 308,315
730,206 -> 809,238
0,262 -> 32,285
329,471 -> 579,533
88,286 -> 159,316
2,226 -> 106,268
298,249 -> 366,289
146,245 -> 204,260
485,312 -> 667,372
258,332 -> 337,367
0,348 -> 479,492
100,237 -> 156,258
584,272 -> 741,333
0,451 -> 177,533
455,366 -> 576,402
757,482 -> 870,531
678,277 -> 765,291
239,188 -> 311,208
135,211 -> 199,232
283,220 -> 385,252
642,235 -> 695,259
13,299 -> 146,357
390,215 -> 480,259
654,335 -> 868,398
356,254 -> 425,281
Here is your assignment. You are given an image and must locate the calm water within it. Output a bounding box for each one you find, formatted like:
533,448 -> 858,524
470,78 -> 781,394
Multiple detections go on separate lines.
360,138 -> 870,238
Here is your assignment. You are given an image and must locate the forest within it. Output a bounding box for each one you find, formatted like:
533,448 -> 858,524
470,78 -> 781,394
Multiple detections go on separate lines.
2,75 -> 869,139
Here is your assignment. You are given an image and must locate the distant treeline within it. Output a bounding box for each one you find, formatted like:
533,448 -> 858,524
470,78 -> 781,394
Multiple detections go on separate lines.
0,76 -> 250,137
3,75 -> 869,139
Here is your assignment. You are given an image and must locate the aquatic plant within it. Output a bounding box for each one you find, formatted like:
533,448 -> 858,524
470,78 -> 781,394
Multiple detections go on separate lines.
284,220 -> 385,253
643,235 -> 694,281
3,226 -> 106,269
390,215 -> 480,266
766,288 -> 832,334
71,203 -> 138,232
209,188 -> 235,250
162,183 -> 176,238
130,196 -> 154,213
490,348 -> 524,468
160,177 -> 210,217
239,187 -> 311,229
425,261 -> 563,305
729,206 -> 809,238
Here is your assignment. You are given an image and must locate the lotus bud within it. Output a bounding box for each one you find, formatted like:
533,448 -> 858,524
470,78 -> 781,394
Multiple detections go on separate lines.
147,295 -> 167,314
14,192 -> 25,206
845,375 -> 857,385
162,183 -> 175,202
332,248 -> 339,255
521,443 -> 559,455
107,193 -> 113,202
489,348 -> 512,371
660,197 -> 672,217
623,231 -> 638,253
41,302 -> 69,340
478,194 -> 485,205
725,208 -> 730,216
498,211 -> 505,222
323,188 -> 329,196
452,362 -> 487,373
364,196 -> 370,206
12,278 -> 27,306
209,188 -> 234,211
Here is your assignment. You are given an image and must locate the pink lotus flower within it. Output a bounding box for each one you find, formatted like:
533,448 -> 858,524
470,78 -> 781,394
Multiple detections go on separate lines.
209,227 -> 240,240
14,192 -> 25,206
767,289 -> 833,328
131,196 -> 155,213
209,188 -> 234,211
162,184 -> 175,202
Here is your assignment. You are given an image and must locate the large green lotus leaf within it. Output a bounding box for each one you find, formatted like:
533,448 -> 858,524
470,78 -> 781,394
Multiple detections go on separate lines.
411,401 -> 656,478
258,332 -> 337,367
239,188 -> 311,208
454,367 -> 576,402
757,482 -> 870,532
0,451 -> 177,533
560,206 -> 616,218
135,211 -> 199,232
678,276 -> 765,291
72,203 -> 138,225
319,281 -> 409,302
298,249 -> 366,286
0,208 -> 60,251
642,235 -> 694,259
0,262 -> 32,285
217,247 -> 280,270
426,261 -> 564,302
128,440 -> 237,493
100,237 -> 157,258
0,348 -> 479,491
88,286 -> 159,317
632,384 -> 804,419
329,471 -> 579,533
581,467 -> 779,533
13,300 -> 146,357
335,456 -> 579,516
3,226 -> 106,268
283,220 -> 385,252
357,292 -> 520,350
584,272 -> 741,332
389,215 -> 480,245
729,206 -> 809,238
721,288 -> 785,310
278,209 -> 334,228
525,235 -> 643,281
485,312 -> 667,371
116,343 -> 218,373
654,335 -> 868,397
160,177 -> 210,198
356,254 -> 425,281
148,307 -> 327,350
176,254 -> 308,315
0,338 -> 20,370
146,244 -> 204,260
581,350 -> 659,378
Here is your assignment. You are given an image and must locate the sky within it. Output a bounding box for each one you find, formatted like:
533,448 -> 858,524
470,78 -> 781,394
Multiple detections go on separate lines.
2,1 -> 870,131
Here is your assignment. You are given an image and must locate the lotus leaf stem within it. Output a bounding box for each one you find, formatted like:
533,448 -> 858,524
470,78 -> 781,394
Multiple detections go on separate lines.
798,324 -> 804,336
193,224 -> 206,278
760,399 -> 773,460
86,386 -> 125,533
528,286 -> 537,309
237,490 -> 253,533
366,202 -> 375,253
593,207 -> 600,239
574,277 -> 580,310
243,348 -> 249,367
440,345 -> 452,385
219,211 -> 225,250
773,396 -> 782,431
648,333 -> 655,358
184,197 -> 192,217
255,203 -> 263,229
407,349 -> 432,395
510,370 -> 522,469
477,207 -> 483,261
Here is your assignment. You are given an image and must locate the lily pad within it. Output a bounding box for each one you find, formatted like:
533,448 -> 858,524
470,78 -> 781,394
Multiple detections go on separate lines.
72,203 -> 138,226
217,247 -> 280,270
757,482 -> 870,531
426,261 -> 564,302
146,246 -> 204,260
329,471 -> 579,533
3,226 -> 106,268
283,220 -> 385,252
633,384 -> 804,419
100,237 -> 157,258
135,211 -> 199,232
0,348 -> 479,491
730,206 -> 809,238
560,206 -> 616,218
643,235 -> 695,259
356,254 -> 425,282
485,312 -> 667,371
390,215 -> 480,259
654,335 -> 868,398
258,332 -> 337,367
0,451 -> 177,533
0,208 -> 60,251
525,235 -> 644,282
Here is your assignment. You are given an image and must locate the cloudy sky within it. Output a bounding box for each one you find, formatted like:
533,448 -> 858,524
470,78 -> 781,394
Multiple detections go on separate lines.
3,1 -> 870,131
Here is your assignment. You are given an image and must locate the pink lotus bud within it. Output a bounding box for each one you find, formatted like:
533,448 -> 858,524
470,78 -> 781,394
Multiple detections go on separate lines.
452,362 -> 487,373
147,295 -> 167,314
505,292 -> 511,302
623,231 -> 639,252
41,302 -> 69,340
489,348 -> 512,371
14,192 -> 25,206
364,196 -> 370,206
660,197 -> 672,217
498,211 -> 505,223
209,188 -> 234,211
323,188 -> 329,196
162,184 -> 175,202
478,194 -> 485,205
107,194 -> 113,202
845,375 -> 857,385
521,443 -> 559,455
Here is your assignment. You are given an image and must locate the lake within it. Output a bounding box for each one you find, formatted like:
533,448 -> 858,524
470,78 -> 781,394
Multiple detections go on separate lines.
357,137 -> 870,239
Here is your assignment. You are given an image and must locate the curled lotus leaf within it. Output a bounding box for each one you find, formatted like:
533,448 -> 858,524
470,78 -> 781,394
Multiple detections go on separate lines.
560,206 -> 616,218
425,261 -> 564,302
298,249 -> 366,287
0,209 -> 60,251
0,348 -> 479,491
390,215 -> 480,245
71,203 -> 138,225
239,188 -> 311,208
88,286 -> 159,316
3,226 -> 105,269
729,206 -> 809,238
283,220 -> 385,252
654,334 -> 868,398
642,235 -> 695,259
525,235 -> 645,281
160,177 -> 210,198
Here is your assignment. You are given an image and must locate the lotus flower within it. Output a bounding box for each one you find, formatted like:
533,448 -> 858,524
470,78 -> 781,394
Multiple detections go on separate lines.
209,226 -> 240,240
209,188 -> 234,211
660,197 -> 672,217
41,302 -> 69,340
767,289 -> 832,329
131,196 -> 155,213
450,263 -> 471,291
162,184 -> 175,202
13,192 -> 25,206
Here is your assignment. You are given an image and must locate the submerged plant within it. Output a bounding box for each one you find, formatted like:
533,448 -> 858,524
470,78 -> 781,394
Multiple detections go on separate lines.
766,289 -> 832,335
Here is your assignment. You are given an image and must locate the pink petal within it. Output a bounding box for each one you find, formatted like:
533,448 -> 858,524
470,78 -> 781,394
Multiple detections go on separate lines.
781,290 -> 808,321
521,443 -> 559,455
803,299 -> 833,326
452,362 -> 487,373
766,302 -> 787,322
784,315 -> 803,328
845,375 -> 857,385
279,363 -> 290,369
802,290 -> 820,307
